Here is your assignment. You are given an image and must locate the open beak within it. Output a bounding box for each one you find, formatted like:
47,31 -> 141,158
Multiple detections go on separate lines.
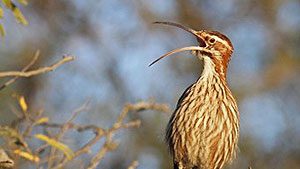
149,21 -> 207,67
196,36 -> 206,48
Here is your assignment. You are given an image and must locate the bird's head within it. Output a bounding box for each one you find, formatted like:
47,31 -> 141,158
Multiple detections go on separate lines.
149,22 -> 234,77
193,30 -> 233,61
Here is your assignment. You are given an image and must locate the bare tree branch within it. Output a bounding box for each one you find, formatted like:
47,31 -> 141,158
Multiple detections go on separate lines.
85,102 -> 169,169
5,95 -> 169,169
0,50 -> 40,90
0,55 -> 74,78
49,102 -> 169,169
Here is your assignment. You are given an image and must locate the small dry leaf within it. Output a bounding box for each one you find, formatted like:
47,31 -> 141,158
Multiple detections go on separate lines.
0,24 -> 5,37
2,0 -> 13,9
34,117 -> 49,125
35,134 -> 74,160
18,96 -> 27,112
14,149 -> 39,163
12,8 -> 28,25
0,7 -> 3,18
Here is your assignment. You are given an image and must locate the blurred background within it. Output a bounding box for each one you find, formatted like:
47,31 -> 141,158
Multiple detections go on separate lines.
0,0 -> 300,168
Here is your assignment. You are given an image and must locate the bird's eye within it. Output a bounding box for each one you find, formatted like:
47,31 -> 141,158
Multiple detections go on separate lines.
209,38 -> 216,44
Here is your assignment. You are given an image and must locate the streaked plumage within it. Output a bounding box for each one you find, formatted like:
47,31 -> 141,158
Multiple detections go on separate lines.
150,22 -> 239,169
166,56 -> 239,169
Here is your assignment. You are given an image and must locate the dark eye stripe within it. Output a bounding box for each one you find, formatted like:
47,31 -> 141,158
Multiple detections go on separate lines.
207,31 -> 233,50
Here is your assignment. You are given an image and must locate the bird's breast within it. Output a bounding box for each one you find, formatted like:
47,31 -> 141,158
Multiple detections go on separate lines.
167,76 -> 239,168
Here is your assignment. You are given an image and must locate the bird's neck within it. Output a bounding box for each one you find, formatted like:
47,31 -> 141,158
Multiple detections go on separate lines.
200,56 -> 227,83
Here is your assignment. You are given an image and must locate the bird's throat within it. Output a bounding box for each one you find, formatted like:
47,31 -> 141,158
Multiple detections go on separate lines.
201,56 -> 227,82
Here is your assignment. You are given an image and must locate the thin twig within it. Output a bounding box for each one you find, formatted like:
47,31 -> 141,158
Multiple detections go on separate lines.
86,134 -> 115,169
0,50 -> 40,90
126,101 -> 170,113
47,101 -> 90,168
85,120 -> 141,169
85,102 -> 167,169
14,102 -> 169,169
0,55 -> 74,78
49,126 -> 104,169
67,99 -> 91,123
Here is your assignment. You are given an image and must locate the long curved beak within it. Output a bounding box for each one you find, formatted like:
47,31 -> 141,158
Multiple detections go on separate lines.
149,46 -> 205,67
149,22 -> 206,67
153,21 -> 199,36
153,22 -> 206,47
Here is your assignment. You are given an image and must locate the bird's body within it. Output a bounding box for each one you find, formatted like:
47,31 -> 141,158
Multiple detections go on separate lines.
166,56 -> 239,169
150,22 -> 240,169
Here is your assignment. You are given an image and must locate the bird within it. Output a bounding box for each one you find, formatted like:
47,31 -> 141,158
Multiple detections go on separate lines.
149,22 -> 240,169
